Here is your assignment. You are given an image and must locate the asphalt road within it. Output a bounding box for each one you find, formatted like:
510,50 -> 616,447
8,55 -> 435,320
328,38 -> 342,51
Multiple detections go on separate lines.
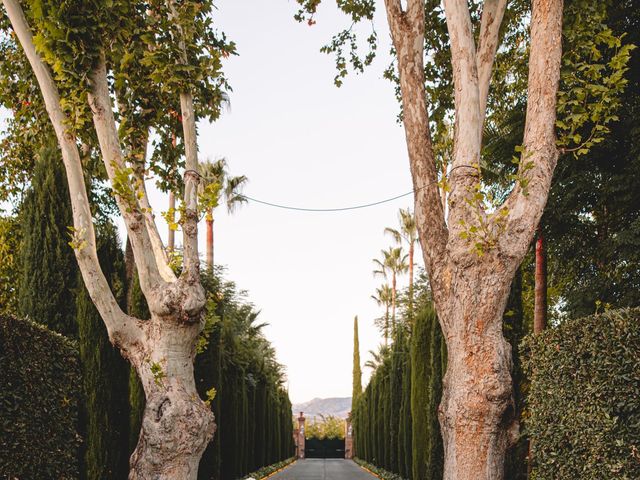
267,459 -> 376,480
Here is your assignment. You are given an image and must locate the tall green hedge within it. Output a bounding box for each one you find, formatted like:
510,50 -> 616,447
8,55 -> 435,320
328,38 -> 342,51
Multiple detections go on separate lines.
77,224 -> 130,480
0,316 -> 81,479
18,141 -> 77,337
523,308 -> 640,479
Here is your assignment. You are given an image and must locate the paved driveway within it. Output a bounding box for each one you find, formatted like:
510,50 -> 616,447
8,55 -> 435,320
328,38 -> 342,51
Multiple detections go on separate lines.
268,459 -> 376,480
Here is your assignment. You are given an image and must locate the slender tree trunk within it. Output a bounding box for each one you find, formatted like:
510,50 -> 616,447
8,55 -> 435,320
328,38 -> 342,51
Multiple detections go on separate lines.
391,273 -> 397,335
408,243 -> 414,323
206,211 -> 214,271
168,192 -> 175,253
534,229 -> 547,334
385,305 -> 390,347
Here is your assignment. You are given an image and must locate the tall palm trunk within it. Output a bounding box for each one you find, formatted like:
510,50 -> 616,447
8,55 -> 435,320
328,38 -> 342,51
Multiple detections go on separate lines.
534,228 -> 547,334
206,209 -> 214,271
385,305 -> 390,346
391,272 -> 397,336
168,191 -> 175,252
408,243 -> 414,323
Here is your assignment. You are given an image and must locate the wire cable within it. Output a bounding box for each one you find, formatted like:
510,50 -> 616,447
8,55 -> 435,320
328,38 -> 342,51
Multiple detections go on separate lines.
237,165 -> 477,213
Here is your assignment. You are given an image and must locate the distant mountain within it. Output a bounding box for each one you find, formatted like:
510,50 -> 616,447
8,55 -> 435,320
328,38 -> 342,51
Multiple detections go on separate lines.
292,397 -> 352,420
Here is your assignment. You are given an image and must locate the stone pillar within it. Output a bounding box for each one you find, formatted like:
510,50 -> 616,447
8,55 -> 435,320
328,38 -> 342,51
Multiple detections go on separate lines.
296,412 -> 306,459
345,412 -> 354,459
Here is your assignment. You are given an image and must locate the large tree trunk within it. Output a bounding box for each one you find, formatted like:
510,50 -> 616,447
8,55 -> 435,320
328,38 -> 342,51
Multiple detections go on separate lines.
436,264 -> 518,480
2,1 -> 215,477
129,316 -> 215,479
381,0 -> 562,478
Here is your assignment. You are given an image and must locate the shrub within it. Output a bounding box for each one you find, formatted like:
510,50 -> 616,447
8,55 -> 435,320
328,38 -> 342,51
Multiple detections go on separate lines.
523,308 -> 640,480
240,457 -> 295,480
0,315 -> 81,479
354,458 -> 408,480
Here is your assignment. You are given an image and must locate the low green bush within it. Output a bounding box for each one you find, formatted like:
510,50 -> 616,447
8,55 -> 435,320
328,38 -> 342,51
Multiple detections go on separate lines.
240,457 -> 295,479
354,458 -> 408,480
523,308 -> 640,479
0,315 -> 81,479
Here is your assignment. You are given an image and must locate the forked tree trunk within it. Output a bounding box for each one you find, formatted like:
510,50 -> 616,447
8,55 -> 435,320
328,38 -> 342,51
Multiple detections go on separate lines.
435,264 -> 518,480
2,1 -> 216,477
381,0 -> 563,478
129,316 -> 215,478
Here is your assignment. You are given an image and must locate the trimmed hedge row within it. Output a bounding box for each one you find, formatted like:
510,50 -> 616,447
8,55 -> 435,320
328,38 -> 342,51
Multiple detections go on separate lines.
523,308 -> 640,479
0,315 -> 81,479
241,457 -> 295,480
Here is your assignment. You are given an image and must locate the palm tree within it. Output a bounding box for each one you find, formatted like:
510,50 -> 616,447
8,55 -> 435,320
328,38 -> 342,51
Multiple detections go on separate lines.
385,209 -> 418,322
371,284 -> 393,346
373,247 -> 408,335
364,345 -> 390,371
199,158 -> 248,270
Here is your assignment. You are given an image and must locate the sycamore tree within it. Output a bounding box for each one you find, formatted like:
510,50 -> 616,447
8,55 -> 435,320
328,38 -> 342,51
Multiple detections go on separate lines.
1,0 -> 234,477
295,0 -> 632,478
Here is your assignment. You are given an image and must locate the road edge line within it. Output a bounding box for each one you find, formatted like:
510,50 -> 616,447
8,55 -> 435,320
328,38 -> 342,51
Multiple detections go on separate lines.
355,461 -> 381,478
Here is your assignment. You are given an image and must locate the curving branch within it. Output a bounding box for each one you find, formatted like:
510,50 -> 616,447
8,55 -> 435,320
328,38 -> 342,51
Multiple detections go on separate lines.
2,0 -> 140,347
383,0 -> 449,289
88,58 -> 171,295
442,0 -> 484,232
477,0 -> 508,127
502,0 -> 563,262
132,162 -> 178,284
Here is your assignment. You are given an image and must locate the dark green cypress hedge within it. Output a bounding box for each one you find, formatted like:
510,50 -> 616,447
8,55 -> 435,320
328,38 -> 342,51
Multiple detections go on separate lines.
76,224 -> 130,480
0,316 -> 81,479
411,305 -> 441,480
127,270 -> 149,454
523,308 -> 640,480
18,141 -> 77,337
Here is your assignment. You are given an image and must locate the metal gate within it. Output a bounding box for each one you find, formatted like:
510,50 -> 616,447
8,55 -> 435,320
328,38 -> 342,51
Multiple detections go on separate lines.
304,437 -> 345,458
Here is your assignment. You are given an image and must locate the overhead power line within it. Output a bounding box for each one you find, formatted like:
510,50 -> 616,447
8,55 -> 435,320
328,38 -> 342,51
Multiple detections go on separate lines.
238,165 -> 477,213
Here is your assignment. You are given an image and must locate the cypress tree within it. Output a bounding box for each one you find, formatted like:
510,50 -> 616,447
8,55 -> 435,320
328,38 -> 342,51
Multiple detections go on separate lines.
19,141 -> 77,337
76,223 -> 130,480
428,313 -> 445,480
352,316 -> 363,405
503,268 -> 527,480
398,331 -> 412,478
411,305 -> 440,480
381,363 -> 391,470
389,333 -> 404,472
127,270 -> 148,454
196,321 -> 222,480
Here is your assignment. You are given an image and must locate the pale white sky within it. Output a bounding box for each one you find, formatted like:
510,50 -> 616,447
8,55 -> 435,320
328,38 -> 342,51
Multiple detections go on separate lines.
184,0 -> 419,403
2,0 -> 422,404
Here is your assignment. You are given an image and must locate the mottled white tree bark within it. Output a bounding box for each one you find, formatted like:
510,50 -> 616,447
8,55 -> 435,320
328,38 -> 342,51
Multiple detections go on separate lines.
382,0 -> 563,478
3,0 -> 214,478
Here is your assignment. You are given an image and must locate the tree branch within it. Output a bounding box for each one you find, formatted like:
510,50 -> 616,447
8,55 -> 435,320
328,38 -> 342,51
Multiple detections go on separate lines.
502,0 -> 563,261
477,0 -> 508,127
87,58 -> 169,300
383,0 -> 449,288
130,153 -> 177,284
442,0 -> 484,248
2,0 -> 140,347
